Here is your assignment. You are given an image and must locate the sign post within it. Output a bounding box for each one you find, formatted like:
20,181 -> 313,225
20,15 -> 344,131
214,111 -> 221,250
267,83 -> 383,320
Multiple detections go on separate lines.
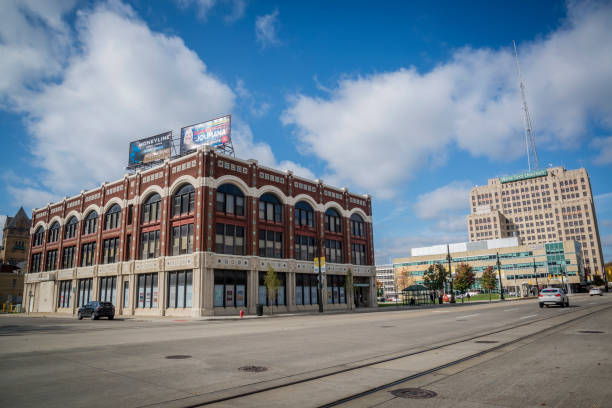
314,255 -> 326,313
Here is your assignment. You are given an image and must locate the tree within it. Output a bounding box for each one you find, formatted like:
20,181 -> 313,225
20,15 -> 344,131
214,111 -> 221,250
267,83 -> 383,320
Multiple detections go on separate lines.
454,263 -> 475,303
592,274 -> 604,287
376,279 -> 384,297
480,266 -> 498,302
264,266 -> 281,314
423,263 -> 449,297
395,267 -> 417,304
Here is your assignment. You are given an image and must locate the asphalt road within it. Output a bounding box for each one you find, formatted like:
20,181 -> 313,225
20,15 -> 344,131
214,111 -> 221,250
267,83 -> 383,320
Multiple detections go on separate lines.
1,294 -> 610,407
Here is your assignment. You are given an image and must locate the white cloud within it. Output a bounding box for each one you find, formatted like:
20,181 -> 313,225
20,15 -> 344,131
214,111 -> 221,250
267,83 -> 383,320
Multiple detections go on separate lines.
1,1 -> 294,206
590,136 -> 612,165
0,215 -> 6,242
255,9 -> 280,48
232,122 -> 315,179
176,0 -> 246,22
375,230 -> 468,265
414,181 -> 472,219
282,1 -> 612,198
6,186 -> 61,213
235,79 -> 270,117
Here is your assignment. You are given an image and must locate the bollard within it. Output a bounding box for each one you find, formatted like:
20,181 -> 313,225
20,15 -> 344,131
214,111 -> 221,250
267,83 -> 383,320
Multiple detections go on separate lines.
239,309 -> 244,318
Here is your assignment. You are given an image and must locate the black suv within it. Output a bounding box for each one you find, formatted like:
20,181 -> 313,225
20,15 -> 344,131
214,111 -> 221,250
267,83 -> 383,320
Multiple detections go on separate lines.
78,301 -> 115,320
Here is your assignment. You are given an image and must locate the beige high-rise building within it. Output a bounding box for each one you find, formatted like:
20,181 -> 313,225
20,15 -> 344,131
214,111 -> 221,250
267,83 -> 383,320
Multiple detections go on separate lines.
467,166 -> 604,278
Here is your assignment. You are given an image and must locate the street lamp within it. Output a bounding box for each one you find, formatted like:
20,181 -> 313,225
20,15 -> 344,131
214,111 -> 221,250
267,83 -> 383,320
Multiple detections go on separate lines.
532,258 -> 540,296
317,238 -> 324,313
562,264 -> 571,294
446,245 -> 455,303
496,252 -> 505,300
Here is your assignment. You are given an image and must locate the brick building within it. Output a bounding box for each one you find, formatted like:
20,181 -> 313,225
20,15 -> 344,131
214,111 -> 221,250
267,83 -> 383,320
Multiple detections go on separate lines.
24,146 -> 375,316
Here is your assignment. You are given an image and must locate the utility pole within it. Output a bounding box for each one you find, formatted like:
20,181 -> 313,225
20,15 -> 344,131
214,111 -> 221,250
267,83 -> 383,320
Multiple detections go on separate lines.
446,245 -> 455,303
496,252 -> 505,300
533,258 -> 540,295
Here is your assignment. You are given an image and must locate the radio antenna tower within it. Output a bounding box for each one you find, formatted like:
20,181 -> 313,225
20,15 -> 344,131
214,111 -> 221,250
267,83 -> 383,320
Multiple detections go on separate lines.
513,40 -> 539,171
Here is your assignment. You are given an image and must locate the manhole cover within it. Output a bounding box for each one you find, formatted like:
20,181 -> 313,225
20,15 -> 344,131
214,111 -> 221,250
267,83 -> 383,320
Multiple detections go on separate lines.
239,365 -> 268,373
165,355 -> 192,359
578,330 -> 605,334
390,388 -> 437,399
474,340 -> 499,344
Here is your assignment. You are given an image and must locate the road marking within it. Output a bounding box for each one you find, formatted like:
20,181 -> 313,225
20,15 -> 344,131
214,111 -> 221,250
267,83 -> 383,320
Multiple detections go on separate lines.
457,314 -> 479,319
503,308 -> 518,312
520,314 -> 538,319
589,302 -> 596,305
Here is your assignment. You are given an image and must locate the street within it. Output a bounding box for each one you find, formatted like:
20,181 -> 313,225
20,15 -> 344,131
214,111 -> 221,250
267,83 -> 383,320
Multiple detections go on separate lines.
1,295 -> 611,407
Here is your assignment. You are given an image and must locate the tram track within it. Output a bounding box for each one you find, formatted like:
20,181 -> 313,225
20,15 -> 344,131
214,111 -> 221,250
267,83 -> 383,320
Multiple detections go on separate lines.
162,301 -> 612,408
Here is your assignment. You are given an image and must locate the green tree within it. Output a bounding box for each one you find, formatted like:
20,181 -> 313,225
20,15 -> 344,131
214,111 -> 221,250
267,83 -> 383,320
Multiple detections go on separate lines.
264,266 -> 281,314
454,263 -> 475,303
592,274 -> 604,287
423,263 -> 449,298
480,266 -> 498,302
376,279 -> 384,297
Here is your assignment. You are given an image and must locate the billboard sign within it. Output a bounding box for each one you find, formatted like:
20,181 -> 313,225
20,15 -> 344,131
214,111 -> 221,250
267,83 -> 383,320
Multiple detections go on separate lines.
499,169 -> 547,184
180,115 -> 231,153
128,131 -> 172,167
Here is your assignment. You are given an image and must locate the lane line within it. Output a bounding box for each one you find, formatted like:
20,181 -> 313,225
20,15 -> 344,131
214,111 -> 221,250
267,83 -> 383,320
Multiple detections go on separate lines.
457,314 -> 479,319
520,314 -> 538,319
503,308 -> 518,312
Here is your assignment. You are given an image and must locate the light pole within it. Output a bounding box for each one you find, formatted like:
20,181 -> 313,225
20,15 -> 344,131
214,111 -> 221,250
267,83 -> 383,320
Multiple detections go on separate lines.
446,245 -> 455,303
533,258 -> 540,295
562,264 -> 571,294
496,252 -> 505,300
317,239 -> 324,313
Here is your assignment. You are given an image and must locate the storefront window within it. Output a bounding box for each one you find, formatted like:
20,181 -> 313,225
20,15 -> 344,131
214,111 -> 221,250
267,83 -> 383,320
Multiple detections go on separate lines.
136,273 -> 158,308
258,271 -> 286,306
326,275 -> 346,304
99,276 -> 117,305
77,278 -> 93,306
57,281 -> 71,308
296,273 -> 318,305
167,270 -> 193,308
213,270 -> 247,308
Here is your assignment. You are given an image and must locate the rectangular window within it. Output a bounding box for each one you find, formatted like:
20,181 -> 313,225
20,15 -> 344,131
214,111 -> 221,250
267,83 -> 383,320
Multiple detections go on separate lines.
102,237 -> 119,264
167,270 -> 193,308
30,253 -> 42,272
213,270 -> 247,308
77,278 -> 93,307
326,275 -> 346,304
215,223 -> 245,255
62,246 -> 76,269
258,271 -> 286,306
296,274 -> 318,305
57,281 -> 71,308
351,243 -> 367,265
259,229 -> 283,258
123,281 -> 129,308
136,273 -> 158,308
125,235 -> 131,261
171,223 -> 194,255
99,276 -> 117,305
295,235 -> 315,261
81,242 -> 97,267
45,249 -> 58,271
325,239 -> 343,263
140,230 -> 160,259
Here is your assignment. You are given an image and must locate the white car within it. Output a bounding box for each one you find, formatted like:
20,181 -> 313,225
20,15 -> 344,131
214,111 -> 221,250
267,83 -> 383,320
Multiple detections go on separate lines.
538,287 -> 569,308
589,288 -> 603,296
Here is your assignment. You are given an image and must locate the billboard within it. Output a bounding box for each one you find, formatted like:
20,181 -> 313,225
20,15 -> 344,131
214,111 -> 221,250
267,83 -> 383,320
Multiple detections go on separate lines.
180,115 -> 231,153
128,131 -> 173,167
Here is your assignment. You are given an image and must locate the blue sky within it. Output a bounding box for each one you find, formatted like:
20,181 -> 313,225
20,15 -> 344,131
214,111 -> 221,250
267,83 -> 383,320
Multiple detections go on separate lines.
1,0 -> 611,263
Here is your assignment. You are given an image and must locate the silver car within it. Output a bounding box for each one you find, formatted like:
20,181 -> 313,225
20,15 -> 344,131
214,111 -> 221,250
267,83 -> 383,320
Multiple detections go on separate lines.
538,287 -> 569,308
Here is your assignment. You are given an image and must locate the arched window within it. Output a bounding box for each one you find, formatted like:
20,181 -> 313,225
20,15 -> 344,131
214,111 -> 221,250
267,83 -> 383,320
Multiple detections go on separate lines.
173,184 -> 195,216
259,193 -> 282,223
48,222 -> 60,243
325,208 -> 342,233
294,201 -> 314,228
83,211 -> 98,235
104,204 -> 121,230
216,184 -> 244,216
350,213 -> 365,237
33,226 -> 44,246
64,216 -> 78,239
142,193 -> 161,223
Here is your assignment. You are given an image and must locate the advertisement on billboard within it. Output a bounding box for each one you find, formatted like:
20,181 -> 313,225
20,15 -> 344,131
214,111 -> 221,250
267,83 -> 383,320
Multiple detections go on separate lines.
180,115 -> 231,153
128,131 -> 172,167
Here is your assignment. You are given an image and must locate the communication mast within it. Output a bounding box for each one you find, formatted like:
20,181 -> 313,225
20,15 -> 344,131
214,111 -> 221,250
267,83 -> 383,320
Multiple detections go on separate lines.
513,40 -> 539,171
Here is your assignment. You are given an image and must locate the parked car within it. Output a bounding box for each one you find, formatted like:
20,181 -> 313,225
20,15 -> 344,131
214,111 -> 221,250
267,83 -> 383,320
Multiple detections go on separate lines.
78,301 -> 115,320
538,288 -> 569,308
589,288 -> 603,296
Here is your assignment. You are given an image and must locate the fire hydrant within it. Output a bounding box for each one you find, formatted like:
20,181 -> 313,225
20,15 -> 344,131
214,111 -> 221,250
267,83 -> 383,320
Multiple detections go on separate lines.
239,309 -> 244,318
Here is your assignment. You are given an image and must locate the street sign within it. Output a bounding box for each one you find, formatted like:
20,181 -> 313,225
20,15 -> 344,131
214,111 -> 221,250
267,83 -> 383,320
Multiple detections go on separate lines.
313,257 -> 326,274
